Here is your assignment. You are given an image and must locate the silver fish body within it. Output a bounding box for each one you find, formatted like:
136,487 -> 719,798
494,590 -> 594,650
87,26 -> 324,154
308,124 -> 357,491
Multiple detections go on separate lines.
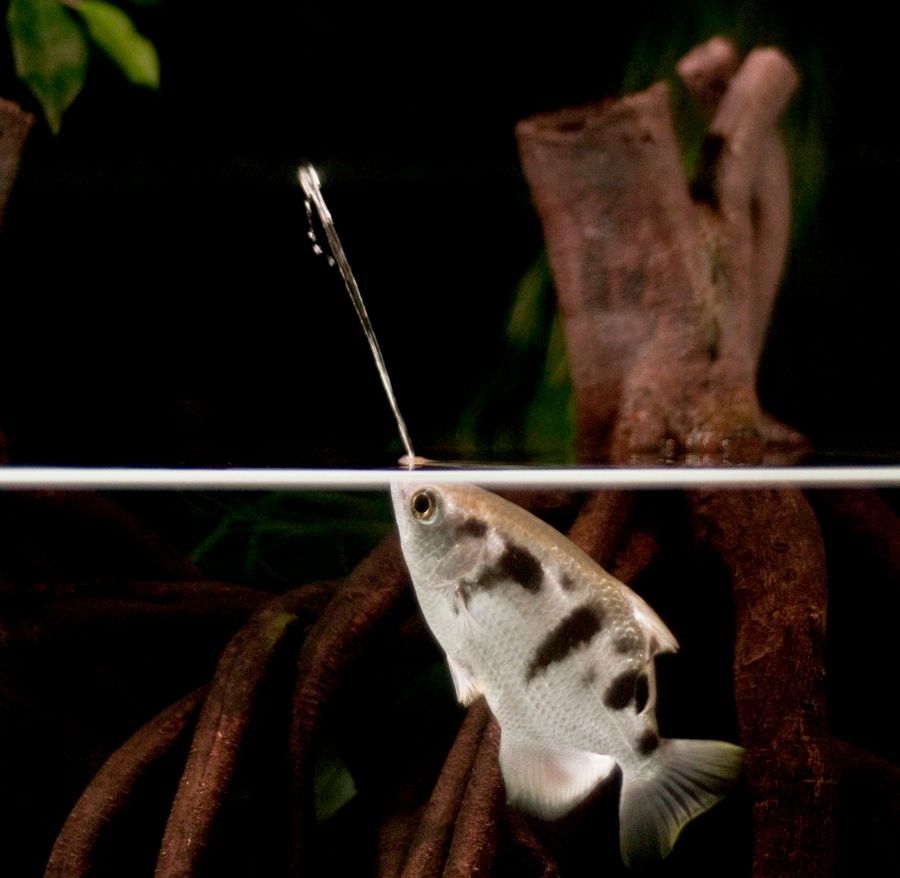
391,482 -> 743,866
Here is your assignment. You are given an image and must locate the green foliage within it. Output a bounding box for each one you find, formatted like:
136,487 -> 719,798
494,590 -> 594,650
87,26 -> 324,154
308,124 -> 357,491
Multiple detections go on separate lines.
71,0 -> 159,87
5,0 -> 159,133
7,0 -> 88,133
457,254 -> 576,463
188,491 -> 395,588
521,309 -> 576,460
312,737 -> 357,823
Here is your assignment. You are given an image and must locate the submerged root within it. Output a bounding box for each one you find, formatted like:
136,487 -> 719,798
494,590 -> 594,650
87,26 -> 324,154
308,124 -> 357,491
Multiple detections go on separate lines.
45,687 -> 208,878
442,715 -> 503,877
155,581 -> 334,878
399,699 -> 491,878
289,534 -> 411,873
690,489 -> 836,878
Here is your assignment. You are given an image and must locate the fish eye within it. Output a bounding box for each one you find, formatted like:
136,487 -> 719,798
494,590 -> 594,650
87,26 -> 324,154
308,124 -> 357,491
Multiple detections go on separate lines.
410,488 -> 441,524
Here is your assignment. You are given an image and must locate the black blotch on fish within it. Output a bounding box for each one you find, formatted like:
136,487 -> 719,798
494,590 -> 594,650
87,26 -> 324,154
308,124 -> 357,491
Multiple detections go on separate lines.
636,729 -> 659,755
500,542 -> 544,592
476,541 -> 544,593
560,572 -> 576,591
634,674 -> 649,713
526,605 -> 605,682
604,669 -> 640,710
457,517 -> 487,539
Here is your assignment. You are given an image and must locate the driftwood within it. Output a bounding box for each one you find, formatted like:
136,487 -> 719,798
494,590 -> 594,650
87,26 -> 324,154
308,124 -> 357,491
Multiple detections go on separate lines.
517,37 -> 806,466
155,581 -> 336,878
0,35 -> 895,878
0,98 -> 33,226
690,489 -> 835,876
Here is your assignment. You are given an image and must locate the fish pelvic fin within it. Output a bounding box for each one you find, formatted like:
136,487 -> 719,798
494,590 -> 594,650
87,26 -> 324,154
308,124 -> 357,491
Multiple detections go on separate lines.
446,654 -> 482,706
618,738 -> 743,867
500,736 -> 617,820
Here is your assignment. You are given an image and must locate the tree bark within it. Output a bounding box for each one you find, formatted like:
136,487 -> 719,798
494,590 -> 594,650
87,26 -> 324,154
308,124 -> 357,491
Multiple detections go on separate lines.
0,98 -> 34,226
690,490 -> 835,877
517,38 -> 805,464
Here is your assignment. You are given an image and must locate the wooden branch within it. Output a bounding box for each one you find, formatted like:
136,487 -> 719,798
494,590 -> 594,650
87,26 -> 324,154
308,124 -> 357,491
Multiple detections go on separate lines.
693,47 -> 798,379
400,700 -> 490,878
569,490 -> 660,597
690,490 -> 835,877
608,525 -> 659,585
289,535 -> 410,874
517,85 -> 704,462
677,37 -> 741,113
45,687 -> 207,878
564,491 -> 634,567
678,37 -> 795,366
378,807 -> 425,878
154,581 -> 334,878
517,41 -> 804,464
503,809 -> 560,878
442,717 -> 503,877
0,98 -> 34,226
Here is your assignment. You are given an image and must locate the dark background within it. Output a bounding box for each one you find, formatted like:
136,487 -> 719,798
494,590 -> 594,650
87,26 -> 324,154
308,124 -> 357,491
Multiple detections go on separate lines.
1,0 -> 898,466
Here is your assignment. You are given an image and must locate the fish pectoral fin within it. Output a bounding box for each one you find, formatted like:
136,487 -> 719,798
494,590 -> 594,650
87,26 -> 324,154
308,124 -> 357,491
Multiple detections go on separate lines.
618,737 -> 744,866
446,655 -> 482,706
499,736 -> 616,820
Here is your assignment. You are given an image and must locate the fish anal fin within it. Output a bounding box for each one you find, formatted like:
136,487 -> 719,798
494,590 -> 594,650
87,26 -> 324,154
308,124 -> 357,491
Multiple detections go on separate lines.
446,654 -> 482,706
618,738 -> 744,866
500,736 -> 616,820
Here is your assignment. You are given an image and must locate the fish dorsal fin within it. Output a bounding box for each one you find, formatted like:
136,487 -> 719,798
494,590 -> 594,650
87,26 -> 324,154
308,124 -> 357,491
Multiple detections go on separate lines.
499,736 -> 616,820
626,590 -> 679,655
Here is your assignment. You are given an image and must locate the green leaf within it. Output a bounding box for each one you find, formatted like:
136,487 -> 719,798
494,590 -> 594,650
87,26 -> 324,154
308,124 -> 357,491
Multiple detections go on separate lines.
313,738 -> 357,822
72,0 -> 159,88
522,313 -> 576,463
457,253 -> 575,463
7,0 -> 89,133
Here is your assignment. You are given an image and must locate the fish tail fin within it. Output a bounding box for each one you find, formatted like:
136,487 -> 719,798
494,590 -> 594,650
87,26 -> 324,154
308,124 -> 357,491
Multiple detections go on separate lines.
618,738 -> 743,867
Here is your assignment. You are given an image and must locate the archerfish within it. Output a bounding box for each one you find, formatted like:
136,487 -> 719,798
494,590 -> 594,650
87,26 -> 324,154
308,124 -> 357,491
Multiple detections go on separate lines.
391,481 -> 743,867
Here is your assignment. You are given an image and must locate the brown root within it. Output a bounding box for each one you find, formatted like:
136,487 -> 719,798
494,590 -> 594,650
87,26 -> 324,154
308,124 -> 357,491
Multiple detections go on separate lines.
45,688 -> 207,878
155,581 -> 334,878
289,534 -> 410,872
0,98 -> 34,225
399,700 -> 491,878
517,40 -> 805,464
690,490 -> 835,877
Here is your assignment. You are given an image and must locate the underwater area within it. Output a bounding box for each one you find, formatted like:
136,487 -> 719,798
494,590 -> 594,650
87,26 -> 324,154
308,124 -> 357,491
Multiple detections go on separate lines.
1,2 -> 899,876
